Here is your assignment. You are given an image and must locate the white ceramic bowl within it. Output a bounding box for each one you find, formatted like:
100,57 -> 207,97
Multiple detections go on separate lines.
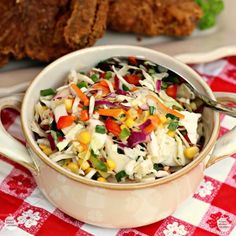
0,45 -> 236,228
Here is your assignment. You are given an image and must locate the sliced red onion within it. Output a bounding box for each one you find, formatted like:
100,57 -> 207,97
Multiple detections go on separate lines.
139,104 -> 149,110
104,93 -> 116,98
118,143 -> 129,148
127,131 -> 150,148
48,134 -> 56,151
95,100 -> 116,107
116,89 -> 128,95
53,96 -> 63,100
119,104 -> 131,111
139,119 -> 151,130
156,80 -> 161,93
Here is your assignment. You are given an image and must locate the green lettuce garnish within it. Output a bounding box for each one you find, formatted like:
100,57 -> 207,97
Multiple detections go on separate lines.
195,0 -> 224,30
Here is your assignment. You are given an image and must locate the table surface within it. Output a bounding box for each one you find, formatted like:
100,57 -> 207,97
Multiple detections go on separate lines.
0,57 -> 236,236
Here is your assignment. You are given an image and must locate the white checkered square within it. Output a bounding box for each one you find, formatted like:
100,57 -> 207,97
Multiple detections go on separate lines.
204,157 -> 235,182
221,116 -> 236,130
172,197 -> 209,226
0,226 -> 32,236
230,226 -> 236,236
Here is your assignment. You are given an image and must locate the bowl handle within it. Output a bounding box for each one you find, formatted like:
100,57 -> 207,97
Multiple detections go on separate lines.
206,92 -> 236,167
0,94 -> 38,173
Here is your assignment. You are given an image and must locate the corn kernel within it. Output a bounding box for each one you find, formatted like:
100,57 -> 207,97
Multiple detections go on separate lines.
67,162 -> 79,173
77,130 -> 91,145
167,130 -> 176,138
127,108 -> 138,119
78,160 -> 90,171
118,114 -> 127,122
159,114 -> 167,124
78,145 -> 85,152
85,167 -> 93,175
106,159 -> 116,171
120,124 -> 127,130
39,144 -> 53,156
184,146 -> 199,159
64,99 -> 73,113
97,177 -> 107,182
125,118 -> 135,128
190,102 -> 197,111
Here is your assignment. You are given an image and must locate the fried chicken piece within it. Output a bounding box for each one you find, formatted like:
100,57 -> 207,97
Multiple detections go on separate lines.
108,0 -> 203,36
0,0 -> 108,66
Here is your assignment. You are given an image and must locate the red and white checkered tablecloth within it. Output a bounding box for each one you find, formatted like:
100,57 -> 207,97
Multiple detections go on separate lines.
0,57 -> 236,236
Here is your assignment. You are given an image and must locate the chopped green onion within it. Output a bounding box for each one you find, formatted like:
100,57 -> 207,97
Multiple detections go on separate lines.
153,163 -> 163,171
82,106 -> 89,110
95,125 -> 106,134
168,121 -> 179,131
77,81 -> 87,88
122,84 -> 130,91
91,74 -> 99,82
105,71 -> 112,80
119,128 -> 130,139
149,106 -> 155,115
166,113 -> 179,121
163,76 -> 180,84
90,155 -> 107,172
115,170 -> 128,182
79,71 -> 86,75
148,68 -> 156,74
161,82 -> 168,89
40,88 -> 56,97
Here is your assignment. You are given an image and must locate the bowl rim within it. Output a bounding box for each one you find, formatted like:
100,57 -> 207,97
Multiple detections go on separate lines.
21,45 -> 220,190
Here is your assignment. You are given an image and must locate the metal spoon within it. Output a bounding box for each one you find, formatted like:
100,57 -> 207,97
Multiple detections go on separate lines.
99,56 -> 236,118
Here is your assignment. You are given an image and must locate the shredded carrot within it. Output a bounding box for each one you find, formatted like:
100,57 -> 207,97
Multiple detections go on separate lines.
99,79 -> 109,88
97,108 -> 125,118
149,115 -> 161,125
147,95 -> 185,119
144,115 -> 161,133
144,123 -> 156,133
130,87 -> 138,92
136,107 -> 143,115
92,83 -> 110,95
71,83 -> 89,106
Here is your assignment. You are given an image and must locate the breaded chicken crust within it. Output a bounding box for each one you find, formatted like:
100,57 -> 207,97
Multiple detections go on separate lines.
108,0 -> 203,36
0,0 -> 108,66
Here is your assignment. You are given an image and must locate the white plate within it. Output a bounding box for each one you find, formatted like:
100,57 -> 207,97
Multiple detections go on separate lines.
0,0 -> 235,97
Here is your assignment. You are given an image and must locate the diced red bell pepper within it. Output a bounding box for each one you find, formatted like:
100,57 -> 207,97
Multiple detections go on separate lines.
57,116 -> 76,129
105,118 -> 121,136
58,136 -> 64,142
47,134 -> 56,151
114,75 -> 120,90
124,74 -> 140,85
128,56 -> 137,65
80,110 -> 89,121
184,134 -> 191,144
100,72 -> 106,79
166,84 -> 177,98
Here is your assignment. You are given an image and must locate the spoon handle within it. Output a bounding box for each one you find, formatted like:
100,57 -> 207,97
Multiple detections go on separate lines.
204,98 -> 236,117
185,83 -> 236,118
